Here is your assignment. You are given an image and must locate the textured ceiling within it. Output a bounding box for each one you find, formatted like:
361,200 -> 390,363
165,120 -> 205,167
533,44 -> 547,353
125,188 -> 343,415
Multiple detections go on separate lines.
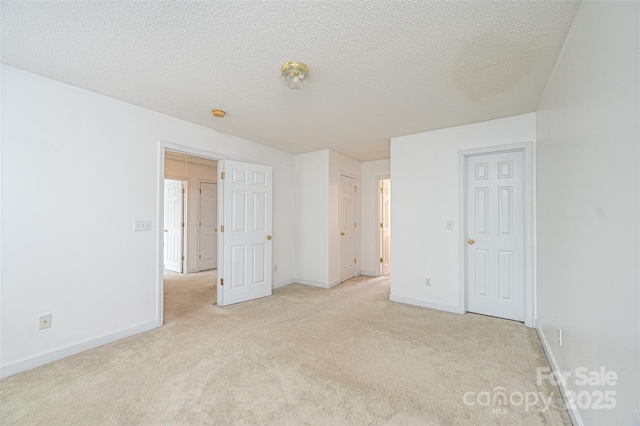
1,1 -> 580,161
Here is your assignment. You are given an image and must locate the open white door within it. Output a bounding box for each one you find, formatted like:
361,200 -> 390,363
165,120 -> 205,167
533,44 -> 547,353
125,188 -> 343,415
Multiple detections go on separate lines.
379,178 -> 391,276
199,182 -> 217,271
340,175 -> 356,283
218,160 -> 272,306
164,179 -> 184,273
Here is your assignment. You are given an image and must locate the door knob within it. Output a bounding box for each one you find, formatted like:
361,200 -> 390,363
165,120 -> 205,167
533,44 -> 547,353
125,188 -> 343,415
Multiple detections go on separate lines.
467,239 -> 475,245
164,229 -> 168,233
267,235 -> 272,240
341,232 -> 345,236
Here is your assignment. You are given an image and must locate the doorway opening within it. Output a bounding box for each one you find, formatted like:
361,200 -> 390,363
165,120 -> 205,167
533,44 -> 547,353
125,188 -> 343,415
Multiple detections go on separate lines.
162,149 -> 219,322
378,178 -> 391,276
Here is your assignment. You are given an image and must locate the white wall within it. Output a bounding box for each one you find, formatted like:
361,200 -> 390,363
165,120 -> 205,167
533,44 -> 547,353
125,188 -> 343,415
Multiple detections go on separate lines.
360,159 -> 390,276
390,113 -> 535,312
0,65 -> 296,376
536,1 -> 639,424
294,149 -> 361,288
294,150 -> 329,287
328,150 -> 361,287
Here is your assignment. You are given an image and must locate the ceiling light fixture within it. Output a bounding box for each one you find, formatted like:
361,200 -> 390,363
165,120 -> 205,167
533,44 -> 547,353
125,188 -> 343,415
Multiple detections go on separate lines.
211,109 -> 226,118
281,61 -> 310,90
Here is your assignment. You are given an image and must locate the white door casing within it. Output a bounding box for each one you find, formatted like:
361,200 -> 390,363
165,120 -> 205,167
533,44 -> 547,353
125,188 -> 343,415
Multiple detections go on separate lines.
199,182 -> 217,271
340,175 -> 356,283
379,178 -> 391,276
164,179 -> 184,273
219,160 -> 272,306
465,150 -> 524,321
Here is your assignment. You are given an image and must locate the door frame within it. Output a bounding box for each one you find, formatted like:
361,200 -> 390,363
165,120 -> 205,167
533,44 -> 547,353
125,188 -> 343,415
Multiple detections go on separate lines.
156,142 -> 226,327
458,142 -> 535,327
376,175 -> 390,277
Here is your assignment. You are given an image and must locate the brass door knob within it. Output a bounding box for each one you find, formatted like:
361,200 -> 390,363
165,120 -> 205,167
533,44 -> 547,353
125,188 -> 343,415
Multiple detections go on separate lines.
164,229 -> 168,233
267,235 -> 272,240
467,239 -> 475,245
341,232 -> 345,236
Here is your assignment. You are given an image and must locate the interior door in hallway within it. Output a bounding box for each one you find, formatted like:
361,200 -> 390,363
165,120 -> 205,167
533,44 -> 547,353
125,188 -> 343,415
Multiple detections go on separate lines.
379,178 -> 391,276
340,175 -> 356,283
164,179 -> 184,273
218,160 -> 272,306
199,182 -> 217,271
466,151 -> 524,321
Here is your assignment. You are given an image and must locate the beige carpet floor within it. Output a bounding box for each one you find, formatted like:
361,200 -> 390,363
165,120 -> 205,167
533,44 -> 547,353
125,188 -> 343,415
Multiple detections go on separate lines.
1,272 -> 571,425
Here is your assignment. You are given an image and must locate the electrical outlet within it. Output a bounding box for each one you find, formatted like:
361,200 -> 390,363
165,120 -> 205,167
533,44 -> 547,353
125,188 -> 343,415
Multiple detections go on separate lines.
39,314 -> 52,330
557,327 -> 563,346
446,220 -> 454,230
273,264 -> 278,272
425,278 -> 431,286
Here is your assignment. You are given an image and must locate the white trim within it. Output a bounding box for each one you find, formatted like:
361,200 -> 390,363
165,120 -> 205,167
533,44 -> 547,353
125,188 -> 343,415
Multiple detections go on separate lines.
158,142 -> 227,326
273,279 -> 294,289
389,294 -> 463,315
458,142 -> 535,327
294,278 -> 330,288
0,321 -> 158,379
360,270 -> 378,276
536,328 -> 583,426
293,278 -> 342,289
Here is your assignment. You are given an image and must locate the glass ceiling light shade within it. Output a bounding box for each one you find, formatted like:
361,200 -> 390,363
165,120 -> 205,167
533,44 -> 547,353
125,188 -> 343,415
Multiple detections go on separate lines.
281,61 -> 310,90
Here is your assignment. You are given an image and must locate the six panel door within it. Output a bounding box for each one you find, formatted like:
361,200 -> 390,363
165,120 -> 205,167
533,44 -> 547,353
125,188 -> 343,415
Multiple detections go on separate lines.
466,151 -> 524,321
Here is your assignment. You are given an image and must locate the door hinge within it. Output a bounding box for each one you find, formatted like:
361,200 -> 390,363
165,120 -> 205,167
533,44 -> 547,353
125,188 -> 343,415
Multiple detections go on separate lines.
354,186 -> 357,192
354,258 -> 357,263
199,254 -> 201,259
220,278 -> 224,286
200,189 -> 202,193
380,223 -> 383,228
354,222 -> 357,228
380,187 -> 384,193
199,221 -> 201,226
181,188 -> 185,194
220,225 -> 224,232
221,172 -> 225,179
380,257 -> 383,263
181,222 -> 184,227
180,256 -> 184,260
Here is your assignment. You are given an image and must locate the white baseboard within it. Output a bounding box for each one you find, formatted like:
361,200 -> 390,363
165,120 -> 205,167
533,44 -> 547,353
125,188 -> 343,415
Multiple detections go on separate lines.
293,278 -> 330,289
360,270 -> 378,277
0,320 -> 158,379
389,294 -> 463,314
328,279 -> 341,289
273,279 -> 294,289
536,327 -> 582,426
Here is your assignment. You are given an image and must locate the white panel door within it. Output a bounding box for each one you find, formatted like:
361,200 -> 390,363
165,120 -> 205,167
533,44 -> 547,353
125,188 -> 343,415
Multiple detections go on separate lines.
466,151 -> 524,321
219,160 -> 272,306
340,175 -> 356,283
164,179 -> 184,273
199,182 -> 217,271
379,179 -> 391,276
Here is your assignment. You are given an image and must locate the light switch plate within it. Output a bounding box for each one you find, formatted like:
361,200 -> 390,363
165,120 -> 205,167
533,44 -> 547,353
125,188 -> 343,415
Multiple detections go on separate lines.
134,220 -> 152,231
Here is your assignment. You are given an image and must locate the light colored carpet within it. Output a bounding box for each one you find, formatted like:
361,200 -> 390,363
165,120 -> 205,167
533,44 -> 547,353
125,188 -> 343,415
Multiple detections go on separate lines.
1,272 -> 570,425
